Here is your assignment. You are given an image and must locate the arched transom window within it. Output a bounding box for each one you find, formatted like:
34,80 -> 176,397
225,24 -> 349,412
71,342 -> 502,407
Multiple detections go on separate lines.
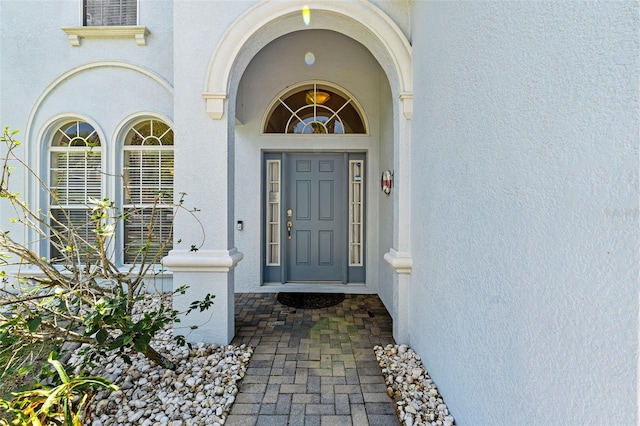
265,83 -> 366,134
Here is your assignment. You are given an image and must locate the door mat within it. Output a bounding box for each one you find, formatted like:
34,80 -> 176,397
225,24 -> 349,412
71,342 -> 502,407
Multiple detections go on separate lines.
277,292 -> 345,309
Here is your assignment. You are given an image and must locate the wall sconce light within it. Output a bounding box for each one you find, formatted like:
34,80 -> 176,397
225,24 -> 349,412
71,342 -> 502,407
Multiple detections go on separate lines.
381,170 -> 393,195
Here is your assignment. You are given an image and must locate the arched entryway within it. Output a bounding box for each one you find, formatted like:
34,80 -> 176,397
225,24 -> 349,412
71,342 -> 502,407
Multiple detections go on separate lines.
166,1 -> 413,344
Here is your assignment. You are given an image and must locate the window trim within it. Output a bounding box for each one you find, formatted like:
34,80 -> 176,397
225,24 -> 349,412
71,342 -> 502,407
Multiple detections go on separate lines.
61,26 -> 149,47
62,0 -> 145,46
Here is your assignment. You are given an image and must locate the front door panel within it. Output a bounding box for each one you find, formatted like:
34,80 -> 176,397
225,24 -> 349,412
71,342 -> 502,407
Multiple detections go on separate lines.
286,154 -> 346,282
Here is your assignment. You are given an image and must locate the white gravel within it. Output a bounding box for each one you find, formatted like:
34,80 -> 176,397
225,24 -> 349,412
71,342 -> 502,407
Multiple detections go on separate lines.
375,344 -> 455,426
67,294 -> 253,426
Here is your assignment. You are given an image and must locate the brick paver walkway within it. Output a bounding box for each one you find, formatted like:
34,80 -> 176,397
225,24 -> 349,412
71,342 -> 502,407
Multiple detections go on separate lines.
227,293 -> 399,426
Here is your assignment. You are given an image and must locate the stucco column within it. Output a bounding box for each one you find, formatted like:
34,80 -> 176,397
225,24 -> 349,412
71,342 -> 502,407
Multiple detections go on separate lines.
385,249 -> 412,343
163,108 -> 241,344
384,97 -> 412,344
163,250 -> 241,344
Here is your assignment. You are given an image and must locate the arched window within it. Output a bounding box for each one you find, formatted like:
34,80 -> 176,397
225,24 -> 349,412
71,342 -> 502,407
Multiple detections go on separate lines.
49,120 -> 102,260
122,119 -> 174,264
264,83 -> 366,134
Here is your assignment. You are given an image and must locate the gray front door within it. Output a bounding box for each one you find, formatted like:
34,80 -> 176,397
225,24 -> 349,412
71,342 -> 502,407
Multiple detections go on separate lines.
285,153 -> 346,282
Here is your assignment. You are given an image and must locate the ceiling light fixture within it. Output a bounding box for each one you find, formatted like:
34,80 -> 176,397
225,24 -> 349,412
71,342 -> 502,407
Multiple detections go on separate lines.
305,90 -> 331,105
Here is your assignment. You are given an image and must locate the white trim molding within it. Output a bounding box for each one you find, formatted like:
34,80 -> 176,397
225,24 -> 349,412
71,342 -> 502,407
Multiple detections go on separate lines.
162,249 -> 244,273
386,248 -> 412,343
400,92 -> 413,120
384,248 -> 413,274
26,60 -> 173,146
61,26 -> 149,47
203,1 -> 412,120
202,93 -> 227,120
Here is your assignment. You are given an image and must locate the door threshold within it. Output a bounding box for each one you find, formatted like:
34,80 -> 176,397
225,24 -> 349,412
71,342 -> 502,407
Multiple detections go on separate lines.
259,282 -> 372,294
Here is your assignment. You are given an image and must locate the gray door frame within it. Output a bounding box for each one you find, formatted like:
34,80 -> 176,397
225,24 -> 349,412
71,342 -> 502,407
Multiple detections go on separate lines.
262,151 -> 366,285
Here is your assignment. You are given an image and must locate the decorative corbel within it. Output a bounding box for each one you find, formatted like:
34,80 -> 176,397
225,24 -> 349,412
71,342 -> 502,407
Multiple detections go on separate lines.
203,93 -> 227,120
400,92 -> 413,120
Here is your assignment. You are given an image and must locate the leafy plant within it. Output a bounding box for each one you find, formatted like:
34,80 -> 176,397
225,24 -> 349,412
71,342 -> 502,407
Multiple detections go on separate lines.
0,353 -> 117,426
0,126 -> 212,379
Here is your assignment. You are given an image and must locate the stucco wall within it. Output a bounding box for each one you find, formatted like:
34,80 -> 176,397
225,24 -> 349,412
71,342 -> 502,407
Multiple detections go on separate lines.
409,1 -> 639,424
377,70 -> 395,314
1,0 -> 173,129
371,0 -> 410,43
172,0 -> 262,252
0,0 -> 174,260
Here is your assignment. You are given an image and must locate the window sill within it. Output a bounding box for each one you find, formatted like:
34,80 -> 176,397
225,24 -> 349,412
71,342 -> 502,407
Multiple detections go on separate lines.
61,26 -> 149,47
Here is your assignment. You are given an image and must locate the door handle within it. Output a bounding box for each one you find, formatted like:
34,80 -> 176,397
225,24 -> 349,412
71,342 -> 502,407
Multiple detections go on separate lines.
287,220 -> 293,240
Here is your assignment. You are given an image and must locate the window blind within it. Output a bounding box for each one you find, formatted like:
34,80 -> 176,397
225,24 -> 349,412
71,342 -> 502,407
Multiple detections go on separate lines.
50,209 -> 99,260
50,150 -> 102,205
49,121 -> 103,261
123,207 -> 173,264
122,119 -> 174,264
84,0 -> 137,26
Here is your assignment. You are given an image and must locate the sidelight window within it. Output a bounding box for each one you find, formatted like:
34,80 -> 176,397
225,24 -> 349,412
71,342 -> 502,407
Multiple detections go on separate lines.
349,160 -> 364,266
265,160 -> 281,266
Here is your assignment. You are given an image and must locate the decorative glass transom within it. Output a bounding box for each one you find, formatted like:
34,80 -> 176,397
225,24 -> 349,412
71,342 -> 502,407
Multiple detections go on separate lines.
265,83 -> 366,134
